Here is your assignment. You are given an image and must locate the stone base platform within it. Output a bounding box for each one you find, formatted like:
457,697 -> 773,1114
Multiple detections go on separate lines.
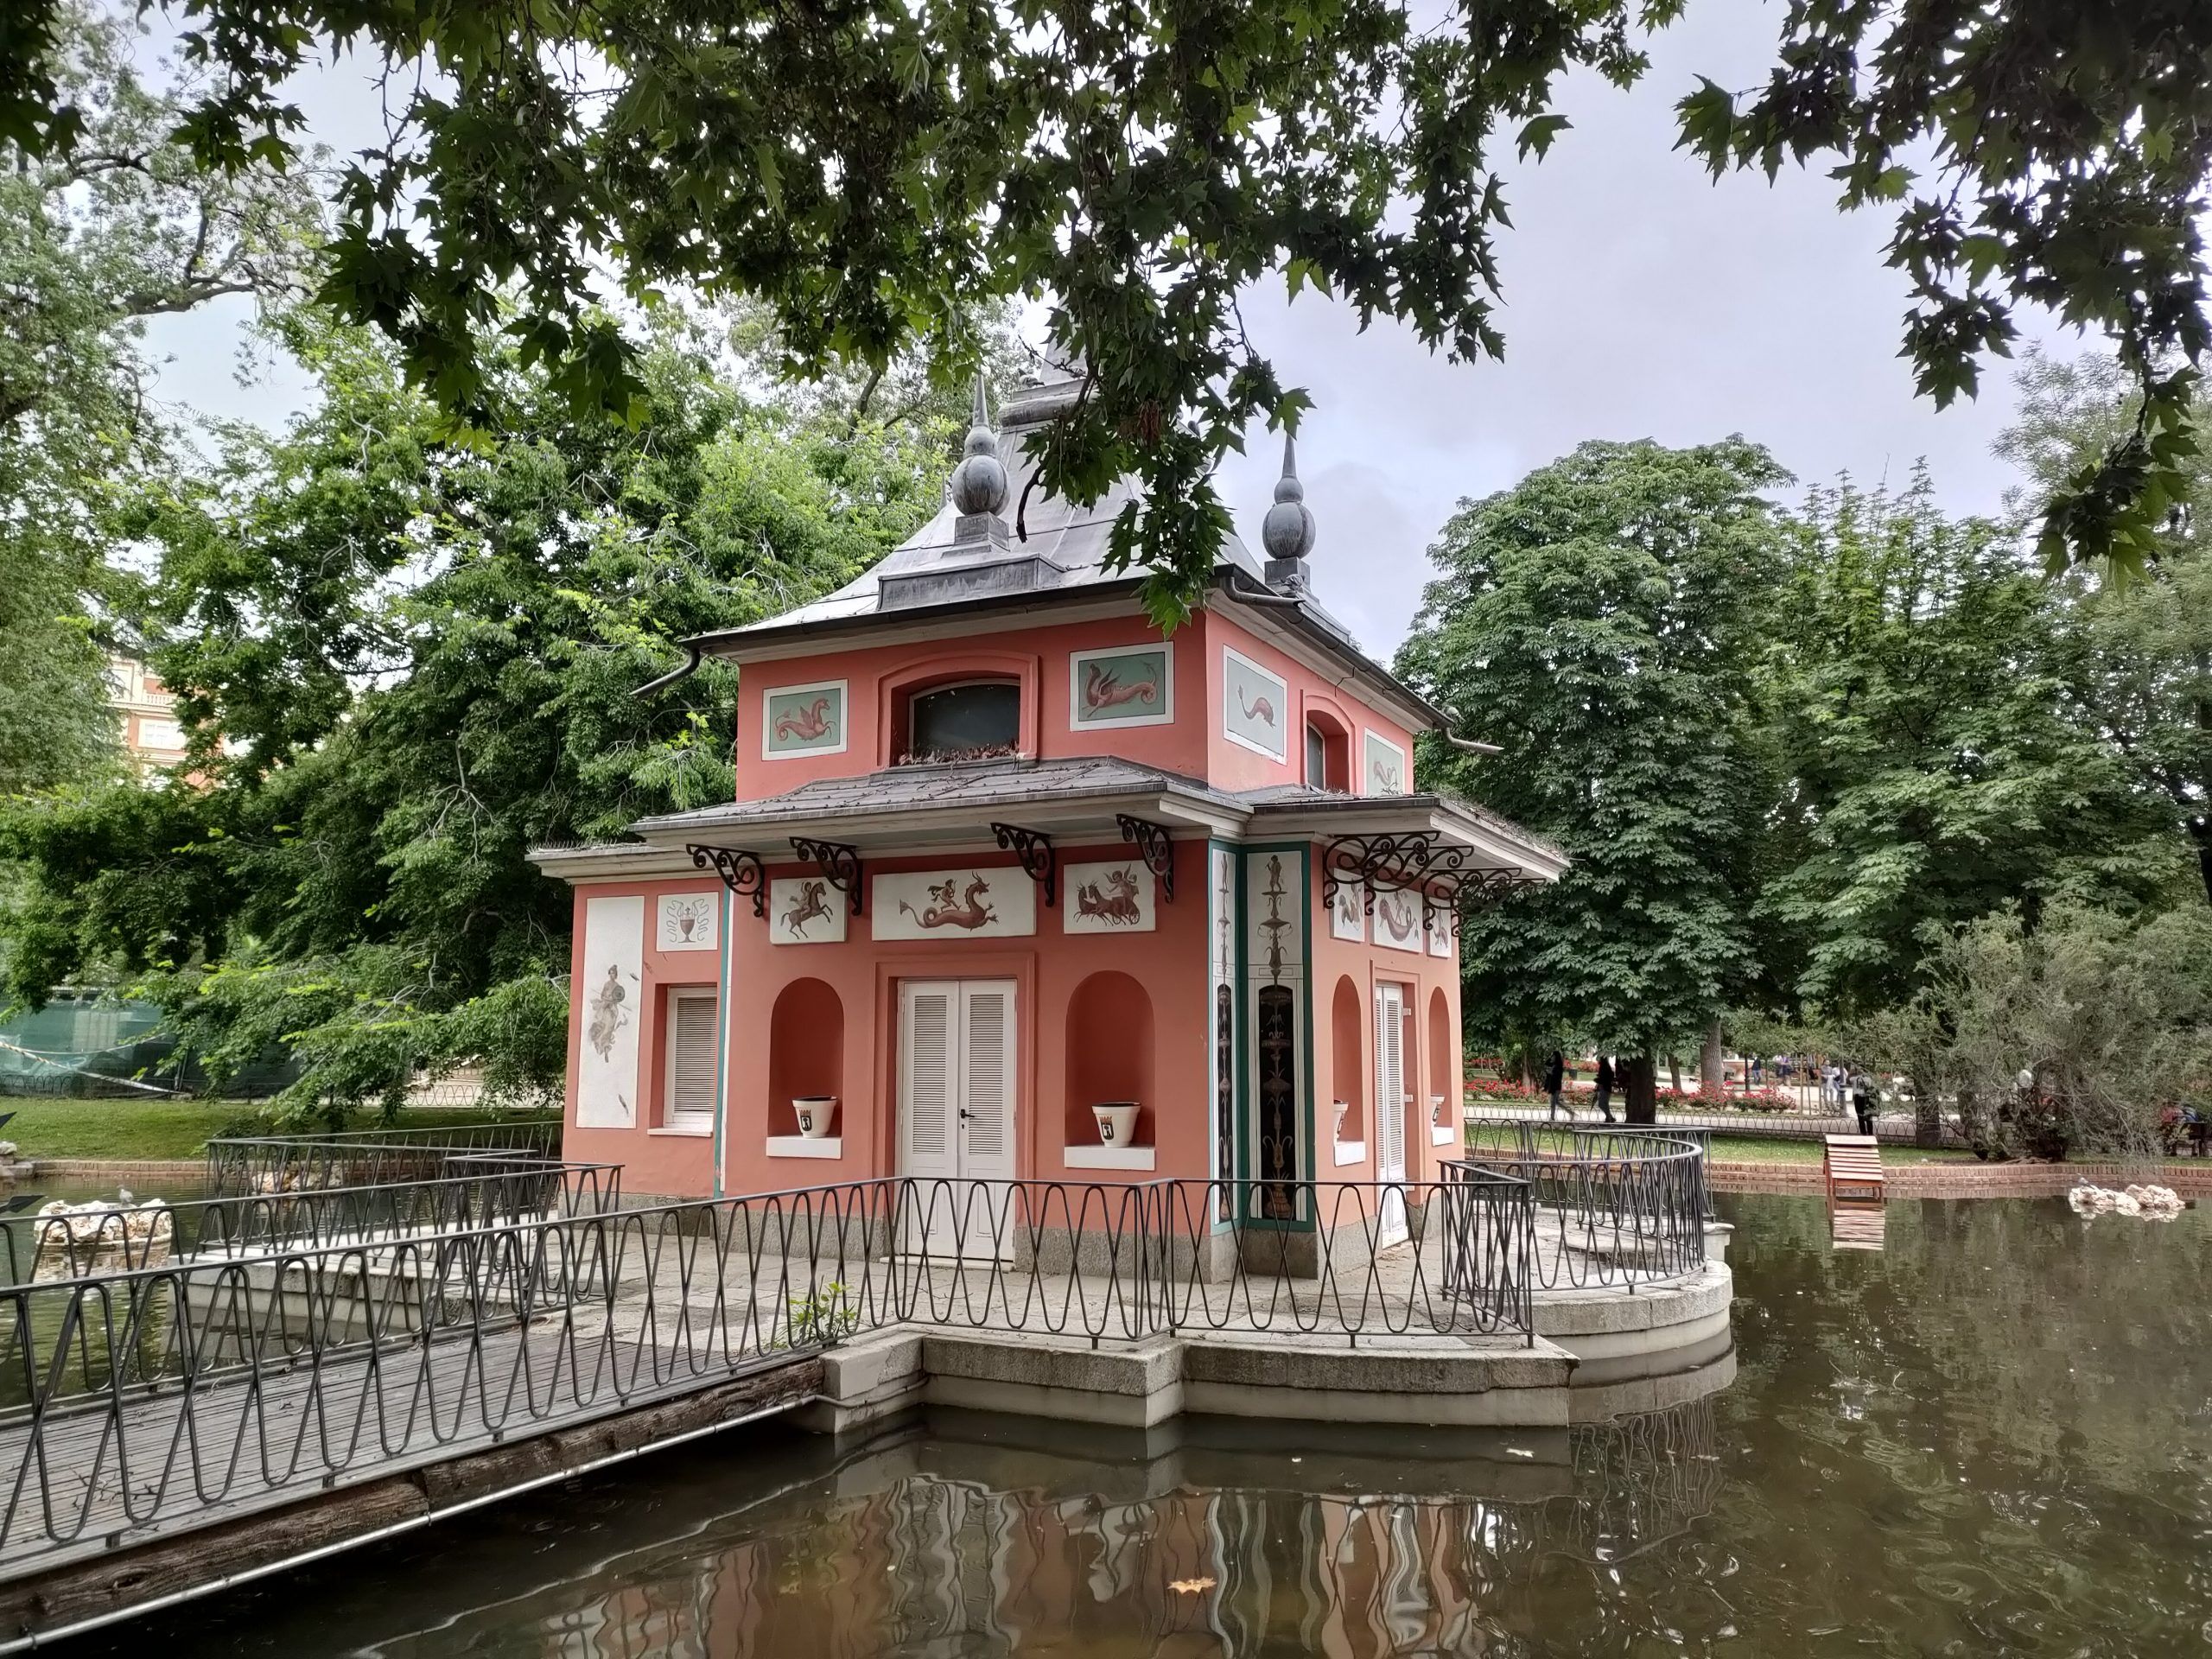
799,1253 -> 1736,1434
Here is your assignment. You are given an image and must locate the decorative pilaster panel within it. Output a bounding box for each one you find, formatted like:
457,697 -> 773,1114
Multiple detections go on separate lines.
1209,845 -> 1237,1224
1243,848 -> 1311,1224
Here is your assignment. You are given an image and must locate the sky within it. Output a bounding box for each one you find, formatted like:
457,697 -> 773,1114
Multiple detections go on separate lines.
140,0 -> 2088,662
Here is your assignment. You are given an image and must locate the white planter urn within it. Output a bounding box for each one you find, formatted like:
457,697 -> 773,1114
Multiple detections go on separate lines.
1333,1101 -> 1351,1141
1091,1102 -> 1140,1147
792,1097 -> 838,1139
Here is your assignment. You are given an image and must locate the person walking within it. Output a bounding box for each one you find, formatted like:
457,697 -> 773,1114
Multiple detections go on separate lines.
1543,1050 -> 1567,1121
1593,1054 -> 1617,1124
1850,1068 -> 1878,1136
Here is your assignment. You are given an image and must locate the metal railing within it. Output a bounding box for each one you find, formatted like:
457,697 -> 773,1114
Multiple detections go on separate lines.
203,1118 -> 563,1198
1449,1128 -> 1711,1290
0,1173 -> 1539,1580
2,1158 -> 622,1285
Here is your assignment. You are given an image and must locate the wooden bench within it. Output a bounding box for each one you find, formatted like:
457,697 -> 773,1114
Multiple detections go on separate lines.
1824,1134 -> 1885,1202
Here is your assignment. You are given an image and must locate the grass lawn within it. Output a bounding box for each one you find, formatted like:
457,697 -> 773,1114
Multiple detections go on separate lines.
0,1098 -> 559,1162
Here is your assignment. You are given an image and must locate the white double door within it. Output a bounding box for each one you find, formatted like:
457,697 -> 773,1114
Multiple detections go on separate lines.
1374,982 -> 1410,1248
898,979 -> 1018,1258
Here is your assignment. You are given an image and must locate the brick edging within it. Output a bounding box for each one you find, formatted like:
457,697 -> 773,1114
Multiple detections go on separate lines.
3,1159 -> 206,1188
1707,1158 -> 2212,1198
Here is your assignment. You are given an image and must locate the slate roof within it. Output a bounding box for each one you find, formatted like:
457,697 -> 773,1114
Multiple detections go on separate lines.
694,372 -> 1268,641
630,755 -> 1241,836
624,755 -> 1566,872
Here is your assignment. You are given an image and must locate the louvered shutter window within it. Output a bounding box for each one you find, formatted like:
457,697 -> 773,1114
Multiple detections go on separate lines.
664,989 -> 720,1130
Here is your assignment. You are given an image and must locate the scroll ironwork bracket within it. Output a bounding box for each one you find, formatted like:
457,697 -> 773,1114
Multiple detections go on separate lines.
688,845 -> 767,918
991,823 -> 1057,907
1115,814 -> 1175,902
790,837 -> 864,915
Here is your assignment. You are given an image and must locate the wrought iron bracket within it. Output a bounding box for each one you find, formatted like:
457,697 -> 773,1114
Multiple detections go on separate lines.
1115,814 -> 1175,902
1322,832 -> 1470,911
991,823 -> 1057,907
688,845 -> 767,918
790,837 -> 864,915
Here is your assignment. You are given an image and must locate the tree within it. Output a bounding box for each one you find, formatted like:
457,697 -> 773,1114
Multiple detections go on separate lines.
0,308 -> 968,1118
5,1 -> 2204,617
1757,472 -> 2162,1018
0,3 -> 321,796
1999,352 -> 2212,906
1398,438 -> 1789,1122
1864,902 -> 2212,1160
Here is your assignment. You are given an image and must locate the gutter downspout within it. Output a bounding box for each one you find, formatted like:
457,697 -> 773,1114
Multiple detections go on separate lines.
632,644 -> 703,699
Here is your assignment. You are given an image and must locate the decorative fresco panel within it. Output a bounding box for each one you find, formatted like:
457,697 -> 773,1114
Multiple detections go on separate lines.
1255,985 -> 1300,1220
1222,648 -> 1288,762
1427,897 -> 1453,958
1064,859 -> 1157,933
1243,849 -> 1309,1224
657,891 -> 719,952
872,868 -> 1038,940
1370,887 -> 1426,954
1211,847 -> 1236,980
1244,850 -> 1306,986
576,894 -> 643,1128
1330,878 -> 1366,942
769,877 -> 848,944
1363,730 -> 1408,795
1070,644 -> 1173,729
762,679 -> 848,758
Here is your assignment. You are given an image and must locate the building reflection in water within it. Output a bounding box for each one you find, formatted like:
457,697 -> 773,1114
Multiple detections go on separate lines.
474,1398 -> 1725,1659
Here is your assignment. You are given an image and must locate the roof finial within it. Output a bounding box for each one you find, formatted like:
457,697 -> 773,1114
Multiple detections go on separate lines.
1261,428 -> 1316,582
950,371 -> 1009,518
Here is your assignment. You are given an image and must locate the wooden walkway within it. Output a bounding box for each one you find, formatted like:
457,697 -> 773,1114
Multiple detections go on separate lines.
0,1320 -> 805,1586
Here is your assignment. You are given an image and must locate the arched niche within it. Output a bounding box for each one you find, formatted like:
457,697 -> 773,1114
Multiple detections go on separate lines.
767,977 -> 843,1136
1331,976 -> 1365,1144
1427,988 -> 1452,1138
1065,971 -> 1155,1147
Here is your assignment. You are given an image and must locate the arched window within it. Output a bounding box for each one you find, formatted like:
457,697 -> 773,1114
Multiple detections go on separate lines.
906,677 -> 1020,761
1306,712 -> 1350,791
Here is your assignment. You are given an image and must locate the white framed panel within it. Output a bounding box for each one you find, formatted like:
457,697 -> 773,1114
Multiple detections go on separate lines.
1426,899 -> 1452,958
1329,879 -> 1365,942
1222,647 -> 1289,762
576,894 -> 644,1128
770,876 -> 848,944
1363,730 -> 1408,795
1065,859 -> 1157,933
658,891 -> 719,952
761,677 -> 849,759
874,868 -> 1037,940
1070,643 -> 1174,730
1370,888 -> 1425,954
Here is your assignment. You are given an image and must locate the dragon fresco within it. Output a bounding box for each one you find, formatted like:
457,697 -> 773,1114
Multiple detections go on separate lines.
899,874 -> 997,931
1239,691 -> 1276,727
773,696 -> 836,743
1081,661 -> 1160,713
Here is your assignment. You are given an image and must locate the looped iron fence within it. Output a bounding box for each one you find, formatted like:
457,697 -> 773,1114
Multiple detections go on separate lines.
203,1118 -> 563,1198
1447,1127 -> 1711,1290
1,1158 -> 622,1286
0,1173 -> 1538,1583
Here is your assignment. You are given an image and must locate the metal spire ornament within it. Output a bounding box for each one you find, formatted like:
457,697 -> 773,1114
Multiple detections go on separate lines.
1261,429 -> 1316,588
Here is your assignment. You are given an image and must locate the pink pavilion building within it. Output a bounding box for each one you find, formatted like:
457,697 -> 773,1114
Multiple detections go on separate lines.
531,368 -> 1565,1225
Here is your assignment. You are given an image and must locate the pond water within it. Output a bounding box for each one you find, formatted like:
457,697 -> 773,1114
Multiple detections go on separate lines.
56,1193 -> 2212,1656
